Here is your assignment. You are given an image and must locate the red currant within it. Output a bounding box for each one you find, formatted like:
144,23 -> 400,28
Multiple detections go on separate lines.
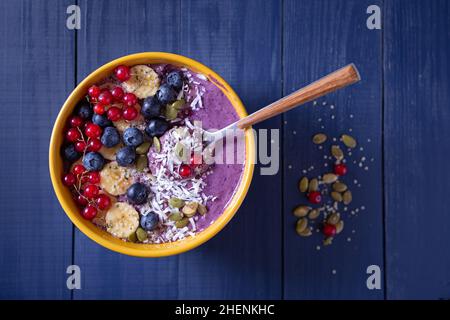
66,128 -> 81,142
84,123 -> 102,138
122,106 -> 138,121
96,194 -> 111,210
122,93 -> 137,107
190,153 -> 202,167
74,141 -> 87,152
308,191 -> 322,204
93,103 -> 105,115
82,205 -> 97,220
76,195 -> 88,206
87,138 -> 102,152
72,164 -> 86,176
88,85 -> 101,99
334,163 -> 348,176
69,115 -> 84,128
62,173 -> 76,186
114,65 -> 131,82
323,223 -> 337,237
179,164 -> 192,178
87,171 -> 100,184
83,184 -> 99,198
98,90 -> 113,105
107,107 -> 122,121
111,86 -> 124,101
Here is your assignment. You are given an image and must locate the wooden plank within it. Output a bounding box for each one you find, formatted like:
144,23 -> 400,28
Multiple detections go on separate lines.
177,0 -> 282,299
0,0 -> 74,299
283,0 -> 384,299
73,0 -> 180,299
384,0 -> 450,299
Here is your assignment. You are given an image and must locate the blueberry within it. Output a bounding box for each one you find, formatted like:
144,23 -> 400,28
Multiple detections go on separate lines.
166,71 -> 183,90
82,152 -> 105,171
75,100 -> 93,120
156,84 -> 176,105
140,212 -> 159,231
145,118 -> 170,137
141,96 -> 162,119
126,182 -> 149,205
92,114 -> 112,128
123,127 -> 144,147
116,146 -> 136,167
62,144 -> 81,162
101,126 -> 120,148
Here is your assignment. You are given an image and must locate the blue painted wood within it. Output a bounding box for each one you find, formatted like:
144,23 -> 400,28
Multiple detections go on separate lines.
384,0 -> 450,299
0,0 -> 74,299
283,0 -> 384,299
177,0 -> 282,299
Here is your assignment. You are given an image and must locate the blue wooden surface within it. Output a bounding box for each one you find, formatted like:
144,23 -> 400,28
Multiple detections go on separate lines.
0,0 -> 449,300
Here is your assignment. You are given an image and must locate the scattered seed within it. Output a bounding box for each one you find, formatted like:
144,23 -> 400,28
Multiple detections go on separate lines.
299,177 -> 309,193
136,228 -> 148,242
296,218 -> 308,234
308,178 -> 319,192
153,137 -> 161,153
127,232 -> 137,243
343,190 -> 352,205
331,191 -> 343,202
331,145 -> 344,161
322,173 -> 338,184
323,237 -> 333,246
182,202 -> 199,217
197,203 -> 208,215
308,209 -> 320,220
174,142 -> 185,160
168,212 -> 184,221
336,220 -> 344,234
136,141 -> 151,155
169,197 -> 185,208
298,227 -> 312,237
312,133 -> 327,144
341,134 -> 357,148
332,182 -> 347,192
327,212 -> 340,225
136,155 -> 148,171
293,205 -> 311,218
175,217 -> 190,228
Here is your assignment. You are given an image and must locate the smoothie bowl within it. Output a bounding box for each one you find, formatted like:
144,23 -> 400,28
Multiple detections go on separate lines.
49,53 -> 254,257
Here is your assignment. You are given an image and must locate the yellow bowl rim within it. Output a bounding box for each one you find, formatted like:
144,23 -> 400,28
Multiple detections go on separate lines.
49,52 -> 255,257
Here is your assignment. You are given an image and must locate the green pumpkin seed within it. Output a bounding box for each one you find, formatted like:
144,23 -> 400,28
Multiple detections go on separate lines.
341,134 -> 357,148
327,212 -> 340,225
182,202 -> 199,217
331,145 -> 344,161
323,173 -> 338,184
293,205 -> 311,218
296,218 -> 308,234
171,99 -> 186,110
312,133 -> 327,144
198,203 -> 208,215
331,191 -> 343,202
308,209 -> 320,220
299,177 -> 309,193
165,105 -> 179,120
323,237 -> 333,246
332,182 -> 347,192
153,137 -> 161,153
309,178 -> 319,192
169,197 -> 185,208
136,155 -> 148,171
343,190 -> 352,205
175,217 -> 190,228
127,232 -> 137,243
298,227 -> 312,237
174,142 -> 186,160
136,228 -> 148,242
336,220 -> 344,234
169,212 -> 184,221
136,141 -> 151,155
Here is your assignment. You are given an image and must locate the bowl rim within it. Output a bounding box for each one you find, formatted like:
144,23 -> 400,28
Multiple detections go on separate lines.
49,52 -> 255,257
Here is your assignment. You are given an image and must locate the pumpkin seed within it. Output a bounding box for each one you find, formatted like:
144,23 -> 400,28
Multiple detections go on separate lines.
136,141 -> 151,155
165,104 -> 179,120
332,181 -> 347,192
136,228 -> 148,242
197,203 -> 208,215
168,212 -> 184,221
153,137 -> 161,153
327,212 -> 340,225
341,134 -> 357,148
293,205 -> 311,218
343,190 -> 352,205
309,178 -> 319,192
182,202 -> 199,217
174,142 -> 186,160
331,191 -> 343,202
127,232 -> 137,243
308,209 -> 320,220
312,133 -> 327,144
298,227 -> 312,237
323,237 -> 333,246
296,218 -> 308,234
299,177 -> 309,193
331,145 -> 344,160
171,99 -> 186,110
323,173 -> 338,184
169,197 -> 185,208
175,217 -> 190,228
136,155 -> 148,171
336,220 -> 344,234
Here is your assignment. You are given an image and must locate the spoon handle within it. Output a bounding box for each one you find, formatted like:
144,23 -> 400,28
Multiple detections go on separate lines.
236,64 -> 360,129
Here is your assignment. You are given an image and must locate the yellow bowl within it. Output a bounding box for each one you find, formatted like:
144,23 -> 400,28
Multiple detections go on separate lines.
49,52 -> 255,257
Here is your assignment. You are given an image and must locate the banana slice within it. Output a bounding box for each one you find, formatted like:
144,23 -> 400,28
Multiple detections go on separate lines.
114,103 -> 145,133
105,202 -> 139,238
122,65 -> 160,99
99,143 -> 123,161
99,161 -> 135,196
